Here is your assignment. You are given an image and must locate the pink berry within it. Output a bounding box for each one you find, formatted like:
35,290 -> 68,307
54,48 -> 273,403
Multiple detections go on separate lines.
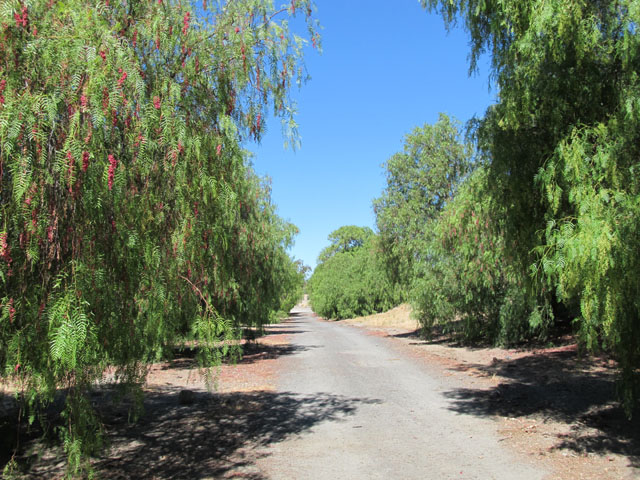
108,154 -> 117,190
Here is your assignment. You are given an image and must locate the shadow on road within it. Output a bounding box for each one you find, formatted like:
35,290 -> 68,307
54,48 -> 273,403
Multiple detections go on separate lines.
263,329 -> 309,335
160,322 -> 316,372
0,391 -> 22,468
159,342 -> 314,370
4,312 -> 333,478
239,342 -> 319,365
45,389 -> 377,479
442,349 -> 640,467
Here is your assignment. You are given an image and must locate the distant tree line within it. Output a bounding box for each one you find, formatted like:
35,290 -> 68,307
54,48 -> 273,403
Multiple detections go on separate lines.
307,226 -> 400,319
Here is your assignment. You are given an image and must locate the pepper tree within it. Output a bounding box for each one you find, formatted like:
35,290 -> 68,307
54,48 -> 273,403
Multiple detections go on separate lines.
0,0 -> 318,473
422,0 -> 640,412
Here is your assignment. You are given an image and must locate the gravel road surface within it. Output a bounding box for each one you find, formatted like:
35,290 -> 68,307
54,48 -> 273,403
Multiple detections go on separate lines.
258,306 -> 546,479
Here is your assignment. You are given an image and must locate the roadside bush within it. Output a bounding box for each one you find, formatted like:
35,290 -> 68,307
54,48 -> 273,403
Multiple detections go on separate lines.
411,168 -> 549,345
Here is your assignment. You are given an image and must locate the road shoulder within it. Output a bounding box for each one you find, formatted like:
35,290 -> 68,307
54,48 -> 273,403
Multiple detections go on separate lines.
338,306 -> 639,480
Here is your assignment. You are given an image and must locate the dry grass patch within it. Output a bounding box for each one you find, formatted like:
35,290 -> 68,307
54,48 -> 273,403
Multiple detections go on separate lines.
341,304 -> 418,332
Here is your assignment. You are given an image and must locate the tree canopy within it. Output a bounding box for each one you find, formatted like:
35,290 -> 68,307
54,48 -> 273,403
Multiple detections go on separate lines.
0,0 -> 317,473
420,0 -> 640,411
317,225 -> 373,263
373,113 -> 471,291
309,227 -> 398,320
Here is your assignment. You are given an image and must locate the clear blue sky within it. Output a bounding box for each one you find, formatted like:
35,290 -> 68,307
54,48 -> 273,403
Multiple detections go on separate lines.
248,0 -> 495,270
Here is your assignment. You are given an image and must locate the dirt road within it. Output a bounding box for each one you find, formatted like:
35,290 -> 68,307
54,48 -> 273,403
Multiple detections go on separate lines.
15,304 -> 636,478
257,306 -> 545,479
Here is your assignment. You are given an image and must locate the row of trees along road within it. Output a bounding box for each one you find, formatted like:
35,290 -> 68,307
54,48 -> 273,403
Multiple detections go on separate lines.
307,225 -> 400,320
310,0 -> 640,415
0,0 -> 316,475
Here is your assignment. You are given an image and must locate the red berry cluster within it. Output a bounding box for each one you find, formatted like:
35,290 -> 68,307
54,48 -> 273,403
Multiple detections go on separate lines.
8,298 -> 15,323
14,5 -> 28,28
82,151 -> 89,172
117,68 -> 127,88
0,232 -> 11,263
84,122 -> 93,144
133,133 -> 144,149
0,79 -> 5,105
108,154 -> 117,190
0,231 -> 12,277
216,144 -> 222,156
182,11 -> 190,35
102,87 -> 109,110
153,96 -> 161,109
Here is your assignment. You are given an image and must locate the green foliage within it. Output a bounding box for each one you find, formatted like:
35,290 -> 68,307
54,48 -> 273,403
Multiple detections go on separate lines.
411,167 -> 549,344
373,113 -> 471,294
0,0 -> 318,473
423,0 -> 640,411
277,258 -> 309,317
317,225 -> 374,263
309,228 -> 398,320
535,121 -> 640,410
374,115 -> 542,344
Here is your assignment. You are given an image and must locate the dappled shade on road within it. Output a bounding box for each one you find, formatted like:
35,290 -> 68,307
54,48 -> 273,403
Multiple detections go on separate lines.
443,349 -> 640,467
49,389 -> 380,479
